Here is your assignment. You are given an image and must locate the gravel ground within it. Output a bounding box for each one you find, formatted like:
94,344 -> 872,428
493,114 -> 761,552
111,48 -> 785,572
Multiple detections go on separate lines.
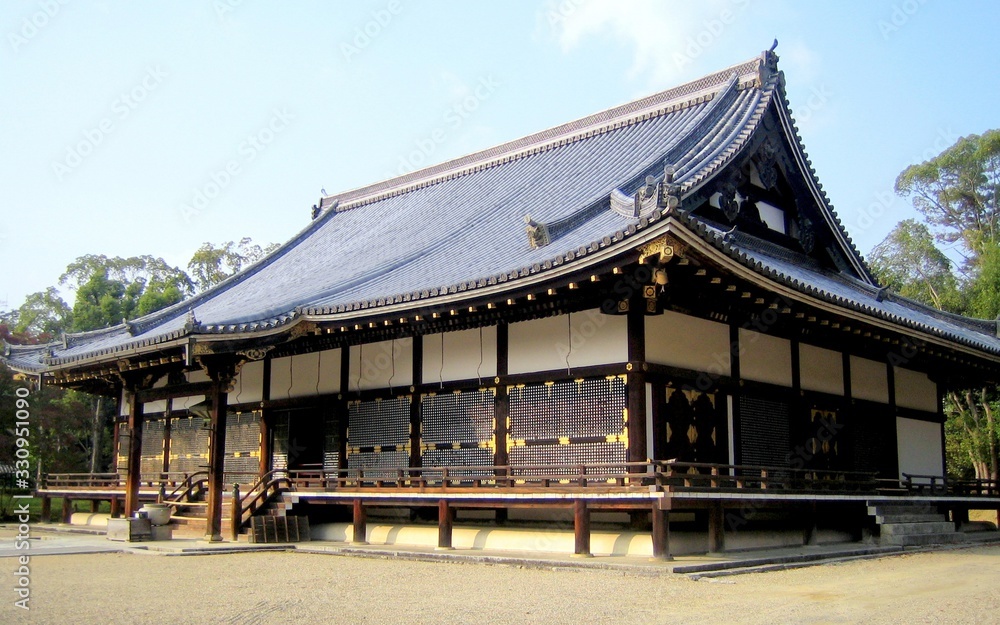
3,543 -> 1000,624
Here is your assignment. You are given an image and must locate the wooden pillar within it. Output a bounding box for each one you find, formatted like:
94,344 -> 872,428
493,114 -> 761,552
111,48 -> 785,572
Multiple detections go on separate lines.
573,499 -> 591,557
729,323 -> 743,465
626,307 -> 647,466
352,499 -> 368,544
109,496 -> 121,519
90,500 -> 100,513
259,356 -> 272,478
437,499 -> 453,550
338,348 -> 351,477
61,497 -> 73,524
124,388 -> 144,517
708,502 -> 726,553
410,338 -> 423,472
40,496 -> 51,523
111,388 -> 123,473
494,322 -> 509,472
204,360 -> 235,542
161,404 -> 173,474
651,504 -> 672,561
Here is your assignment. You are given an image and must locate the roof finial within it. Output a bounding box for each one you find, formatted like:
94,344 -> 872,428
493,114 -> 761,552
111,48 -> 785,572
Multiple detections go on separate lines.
769,38 -> 778,52
759,39 -> 780,85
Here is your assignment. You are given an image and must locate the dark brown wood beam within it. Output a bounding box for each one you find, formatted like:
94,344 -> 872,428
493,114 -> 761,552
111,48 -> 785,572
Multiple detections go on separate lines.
626,306 -> 647,465
124,388 -> 143,517
352,499 -> 367,544
202,358 -> 237,542
651,504 -> 672,561
137,381 -> 213,403
437,499 -> 453,550
573,499 -> 591,557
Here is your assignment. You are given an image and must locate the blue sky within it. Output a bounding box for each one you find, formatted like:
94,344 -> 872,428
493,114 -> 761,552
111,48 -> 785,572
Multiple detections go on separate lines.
2,0 -> 997,312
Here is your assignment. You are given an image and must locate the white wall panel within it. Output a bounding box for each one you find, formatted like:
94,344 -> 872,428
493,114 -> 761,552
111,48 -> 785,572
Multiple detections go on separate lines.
740,329 -> 792,387
423,326 -> 497,383
896,417 -> 944,479
851,356 -> 888,404
508,310 -> 627,375
228,359 -> 264,404
800,343 -> 843,396
349,339 -> 413,391
645,310 -> 730,375
271,349 -> 342,399
894,367 -> 938,412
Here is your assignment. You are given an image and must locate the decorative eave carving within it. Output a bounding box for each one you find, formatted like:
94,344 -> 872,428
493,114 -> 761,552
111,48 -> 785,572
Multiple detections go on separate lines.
524,215 -> 550,249
236,345 -> 275,361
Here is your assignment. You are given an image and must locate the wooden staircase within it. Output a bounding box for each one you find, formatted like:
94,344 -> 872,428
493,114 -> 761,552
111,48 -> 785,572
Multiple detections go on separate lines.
868,500 -> 962,547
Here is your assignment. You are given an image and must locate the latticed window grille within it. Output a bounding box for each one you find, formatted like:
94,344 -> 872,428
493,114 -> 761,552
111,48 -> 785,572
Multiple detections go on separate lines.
421,389 -> 495,474
508,376 -> 628,474
224,411 -> 261,484
323,410 -> 341,474
347,396 -> 411,475
272,412 -> 290,476
140,419 -> 165,475
739,394 -> 791,469
168,416 -> 210,476
116,421 -> 130,471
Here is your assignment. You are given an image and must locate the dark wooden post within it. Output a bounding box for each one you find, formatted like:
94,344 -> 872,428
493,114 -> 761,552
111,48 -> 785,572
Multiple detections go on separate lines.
109,496 -> 121,519
259,356 -> 272,478
626,308 -> 648,467
729,323 -> 742,465
573,499 -> 591,557
204,359 -> 236,542
40,497 -> 51,523
61,497 -> 73,524
651,503 -> 672,561
231,483 -> 242,542
410,338 -> 423,473
124,387 -> 144,517
111,388 -> 123,473
161,401 -> 173,474
437,499 -> 453,550
708,502 -> 726,553
803,501 -> 819,545
495,322 -> 510,525
352,498 -> 368,544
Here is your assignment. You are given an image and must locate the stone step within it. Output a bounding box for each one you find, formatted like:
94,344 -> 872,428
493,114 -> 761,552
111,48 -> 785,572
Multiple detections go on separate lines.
868,504 -> 942,517
876,514 -> 948,524
881,532 -> 966,547
880,521 -> 956,537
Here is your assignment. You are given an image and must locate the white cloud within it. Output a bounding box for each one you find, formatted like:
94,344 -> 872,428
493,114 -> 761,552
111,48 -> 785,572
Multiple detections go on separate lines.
543,0 -> 748,86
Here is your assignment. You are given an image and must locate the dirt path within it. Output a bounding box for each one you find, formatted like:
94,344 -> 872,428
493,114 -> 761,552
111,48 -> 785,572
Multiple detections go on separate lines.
3,544 -> 999,624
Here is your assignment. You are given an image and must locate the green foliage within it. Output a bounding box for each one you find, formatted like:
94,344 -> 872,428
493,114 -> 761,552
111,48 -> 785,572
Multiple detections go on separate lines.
964,242 -> 1000,320
187,237 -> 280,292
868,219 -> 963,312
895,129 -> 1000,257
60,254 -> 194,332
12,287 -> 72,340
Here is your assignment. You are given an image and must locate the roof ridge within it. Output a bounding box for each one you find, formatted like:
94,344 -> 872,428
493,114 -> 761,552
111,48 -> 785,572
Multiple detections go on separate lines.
319,57 -> 763,214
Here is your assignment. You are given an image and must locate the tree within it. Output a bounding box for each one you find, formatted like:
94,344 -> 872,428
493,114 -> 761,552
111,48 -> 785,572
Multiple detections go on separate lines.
60,254 -> 194,332
895,129 -> 1000,258
11,287 -> 72,340
187,237 -> 279,292
868,219 -> 962,312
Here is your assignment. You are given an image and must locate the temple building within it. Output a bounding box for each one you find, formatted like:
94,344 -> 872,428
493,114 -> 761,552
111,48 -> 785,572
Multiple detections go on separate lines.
7,48 -> 1000,556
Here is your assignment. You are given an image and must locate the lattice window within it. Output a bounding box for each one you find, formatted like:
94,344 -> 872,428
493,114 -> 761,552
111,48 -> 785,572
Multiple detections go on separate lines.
224,412 -> 261,483
347,396 -> 411,474
140,419 -> 165,475
739,395 -> 791,468
508,376 -> 628,472
168,417 -> 210,476
421,389 -> 495,471
272,412 -> 290,475
116,422 -> 130,472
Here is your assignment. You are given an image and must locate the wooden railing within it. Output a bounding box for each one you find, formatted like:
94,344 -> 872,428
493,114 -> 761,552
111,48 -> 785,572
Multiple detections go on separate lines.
902,473 -> 1000,497
44,472 -> 193,490
230,470 -> 293,541
660,461 -> 879,493
163,471 -> 209,504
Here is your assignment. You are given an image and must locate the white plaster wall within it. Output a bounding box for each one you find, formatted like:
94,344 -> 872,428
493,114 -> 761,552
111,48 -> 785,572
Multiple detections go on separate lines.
508,310 -> 627,375
740,329 -> 792,387
896,417 -> 944,479
173,395 -> 205,411
799,343 -> 843,396
143,400 -> 167,414
423,326 -> 498,383
850,356 -> 888,404
186,369 -> 210,384
645,310 -> 730,375
349,339 -> 413,391
271,349 -> 342,399
894,367 -> 938,412
228,359 -> 264,404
